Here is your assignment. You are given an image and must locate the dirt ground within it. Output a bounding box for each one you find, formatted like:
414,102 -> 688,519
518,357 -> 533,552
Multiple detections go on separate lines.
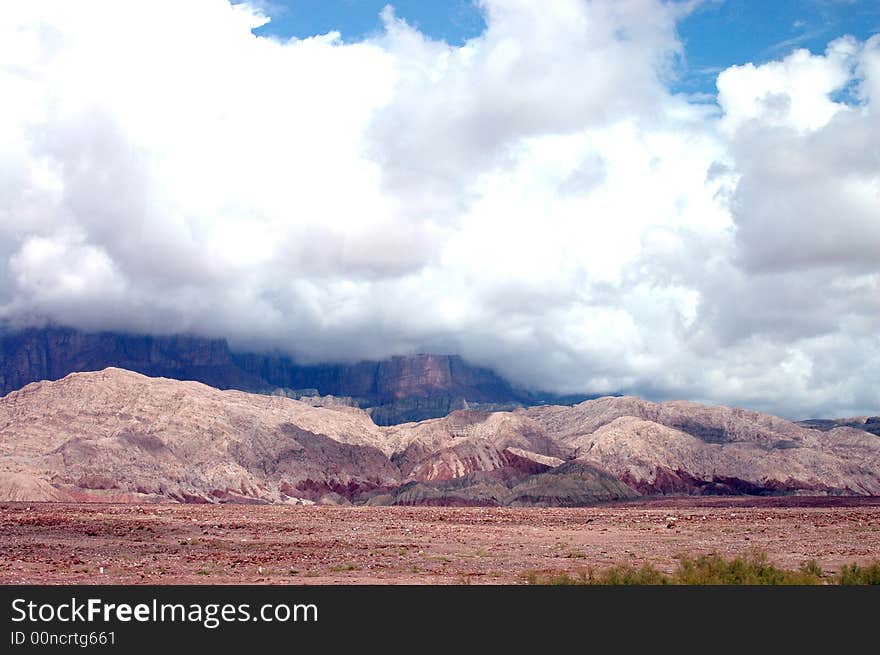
2,498 -> 879,584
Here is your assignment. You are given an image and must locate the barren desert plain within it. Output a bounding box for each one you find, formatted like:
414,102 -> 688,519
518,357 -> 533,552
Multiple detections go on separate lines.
3,497 -> 879,585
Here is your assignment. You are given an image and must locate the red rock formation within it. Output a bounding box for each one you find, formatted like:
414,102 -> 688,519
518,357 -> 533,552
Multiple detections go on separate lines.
1,369 -> 878,504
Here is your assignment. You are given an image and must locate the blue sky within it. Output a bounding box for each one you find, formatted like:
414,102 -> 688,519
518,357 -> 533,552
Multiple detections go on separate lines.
251,0 -> 488,44
677,0 -> 880,92
249,0 -> 880,93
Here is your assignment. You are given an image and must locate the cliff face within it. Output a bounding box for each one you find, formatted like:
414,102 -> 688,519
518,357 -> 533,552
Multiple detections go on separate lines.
231,352 -> 379,398
0,327 -> 263,395
232,352 -> 525,402
0,327 -> 535,424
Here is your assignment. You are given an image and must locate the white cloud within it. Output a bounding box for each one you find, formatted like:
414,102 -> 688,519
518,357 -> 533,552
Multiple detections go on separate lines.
717,38 -> 859,133
719,37 -> 880,274
0,1 -> 878,417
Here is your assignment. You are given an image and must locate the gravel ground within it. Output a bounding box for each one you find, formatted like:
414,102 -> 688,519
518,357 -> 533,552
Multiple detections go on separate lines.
2,499 -> 879,584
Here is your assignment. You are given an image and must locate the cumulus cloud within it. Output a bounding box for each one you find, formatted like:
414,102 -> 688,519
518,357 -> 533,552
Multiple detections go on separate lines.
0,0 -> 878,417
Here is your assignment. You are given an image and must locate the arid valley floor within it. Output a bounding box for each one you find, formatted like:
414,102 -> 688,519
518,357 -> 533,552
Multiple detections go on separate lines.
2,498 -> 879,584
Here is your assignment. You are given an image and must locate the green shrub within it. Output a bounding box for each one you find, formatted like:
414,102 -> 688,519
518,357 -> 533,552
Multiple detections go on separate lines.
673,551 -> 821,585
835,562 -> 880,585
799,560 -> 824,578
546,571 -> 592,585
523,551 -> 880,585
329,563 -> 357,572
525,564 -> 669,585
594,563 -> 669,585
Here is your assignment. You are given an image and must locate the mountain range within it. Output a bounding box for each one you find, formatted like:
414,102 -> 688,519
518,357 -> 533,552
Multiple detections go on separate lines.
1,367 -> 877,505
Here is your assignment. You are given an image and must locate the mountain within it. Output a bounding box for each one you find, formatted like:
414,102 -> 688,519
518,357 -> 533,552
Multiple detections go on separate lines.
0,369 -> 877,504
0,326 -> 573,424
0,368 -> 397,504
523,397 -> 880,495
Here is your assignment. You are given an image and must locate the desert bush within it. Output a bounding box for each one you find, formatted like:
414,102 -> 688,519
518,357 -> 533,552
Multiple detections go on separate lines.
525,563 -> 669,585
523,551 -> 880,585
835,562 -> 880,585
593,563 -> 669,585
673,551 -> 822,585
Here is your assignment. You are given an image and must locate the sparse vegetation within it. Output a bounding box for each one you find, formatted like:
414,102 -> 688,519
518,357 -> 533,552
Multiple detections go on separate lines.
330,563 -> 357,572
524,550 -> 880,585
836,561 -> 880,585
673,551 -> 821,585
799,559 -> 824,578
527,563 -> 669,585
595,563 -> 670,585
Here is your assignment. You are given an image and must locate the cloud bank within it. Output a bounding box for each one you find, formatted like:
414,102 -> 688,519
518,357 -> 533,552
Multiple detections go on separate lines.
1,0 -> 878,418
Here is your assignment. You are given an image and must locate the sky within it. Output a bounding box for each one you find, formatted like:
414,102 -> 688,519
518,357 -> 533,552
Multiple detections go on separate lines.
247,0 -> 880,94
0,0 -> 878,418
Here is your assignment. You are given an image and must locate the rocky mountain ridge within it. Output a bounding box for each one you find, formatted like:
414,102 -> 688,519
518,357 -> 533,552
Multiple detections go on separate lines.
0,368 -> 877,505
